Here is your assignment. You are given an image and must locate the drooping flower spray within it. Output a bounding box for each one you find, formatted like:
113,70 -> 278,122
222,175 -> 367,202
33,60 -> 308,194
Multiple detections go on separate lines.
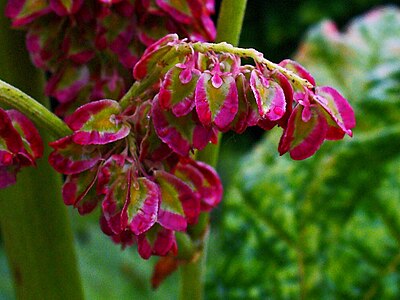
0,0 -> 355,298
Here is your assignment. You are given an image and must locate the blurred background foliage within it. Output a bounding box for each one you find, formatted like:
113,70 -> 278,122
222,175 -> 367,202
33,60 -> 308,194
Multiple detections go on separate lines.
210,4 -> 400,300
0,1 -> 399,299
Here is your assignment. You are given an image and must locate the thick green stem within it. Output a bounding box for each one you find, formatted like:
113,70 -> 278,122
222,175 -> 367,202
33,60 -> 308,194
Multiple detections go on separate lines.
0,6 -> 84,300
216,0 -> 248,45
0,156 -> 85,300
0,79 -> 72,138
179,1 -> 248,299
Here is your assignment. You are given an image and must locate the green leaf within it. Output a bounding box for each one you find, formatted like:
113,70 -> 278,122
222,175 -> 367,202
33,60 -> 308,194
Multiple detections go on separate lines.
69,217 -> 179,300
208,7 -> 400,299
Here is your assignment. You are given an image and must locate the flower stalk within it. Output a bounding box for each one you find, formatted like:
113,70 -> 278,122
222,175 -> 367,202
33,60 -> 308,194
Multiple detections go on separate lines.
0,4 -> 84,298
120,40 -> 313,115
0,79 -> 72,138
177,42 -> 314,89
179,0 -> 248,299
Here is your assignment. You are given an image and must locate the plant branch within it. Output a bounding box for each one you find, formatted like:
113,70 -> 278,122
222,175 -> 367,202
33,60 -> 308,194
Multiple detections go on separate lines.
0,79 -> 71,138
122,41 -> 313,112
119,70 -> 162,110
176,42 -> 314,89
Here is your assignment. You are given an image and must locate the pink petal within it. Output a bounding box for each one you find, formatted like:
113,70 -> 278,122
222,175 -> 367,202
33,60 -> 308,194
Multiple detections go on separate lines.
6,0 -> 51,27
124,177 -> 160,235
314,86 -> 356,137
65,99 -> 130,145
49,136 -> 101,175
152,97 -> 191,156
7,110 -> 43,159
133,34 -> 179,80
229,73 -> 249,134
279,105 -> 328,160
195,72 -> 238,130
250,70 -> 286,121
158,66 -> 200,117
137,226 -> 176,259
153,96 -> 212,156
155,170 -> 200,231
156,0 -> 192,24
0,109 -> 24,155
45,65 -> 90,104
279,59 -> 316,86
272,72 -> 294,128
62,167 -> 100,214
174,159 -> 223,211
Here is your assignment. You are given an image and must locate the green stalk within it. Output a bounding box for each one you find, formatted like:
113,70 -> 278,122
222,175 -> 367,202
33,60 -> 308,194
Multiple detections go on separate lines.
215,0 -> 248,46
0,5 -> 84,300
119,69 -> 162,109
178,1 -> 247,299
176,42 -> 313,89
0,79 -> 72,138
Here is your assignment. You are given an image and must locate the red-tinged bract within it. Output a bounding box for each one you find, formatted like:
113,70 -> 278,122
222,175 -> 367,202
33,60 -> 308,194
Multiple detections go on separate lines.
5,0 -> 357,288
45,33 -> 354,288
47,36 -> 355,264
133,37 -> 355,160
0,109 -> 43,188
48,96 -> 223,260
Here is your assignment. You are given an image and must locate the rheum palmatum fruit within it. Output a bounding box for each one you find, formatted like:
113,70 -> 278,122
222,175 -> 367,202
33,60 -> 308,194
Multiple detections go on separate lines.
48,34 -> 355,262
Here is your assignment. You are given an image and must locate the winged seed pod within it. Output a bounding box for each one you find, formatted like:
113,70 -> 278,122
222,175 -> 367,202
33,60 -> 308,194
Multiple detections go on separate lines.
132,36 -> 355,160
48,94 -> 223,259
45,34 -> 355,265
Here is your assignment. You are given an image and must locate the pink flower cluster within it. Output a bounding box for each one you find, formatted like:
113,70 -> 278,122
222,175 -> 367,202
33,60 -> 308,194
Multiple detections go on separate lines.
136,35 -> 356,160
48,34 -> 355,259
0,108 -> 43,188
48,98 -> 222,259
6,0 -> 216,116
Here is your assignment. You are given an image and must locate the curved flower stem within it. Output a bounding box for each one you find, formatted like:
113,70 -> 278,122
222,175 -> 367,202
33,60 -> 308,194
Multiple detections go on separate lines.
121,8 -> 312,113
176,42 -> 314,89
121,40 -> 312,112
179,1 -> 248,299
119,70 -> 162,110
0,79 -> 72,138
0,7 -> 84,299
